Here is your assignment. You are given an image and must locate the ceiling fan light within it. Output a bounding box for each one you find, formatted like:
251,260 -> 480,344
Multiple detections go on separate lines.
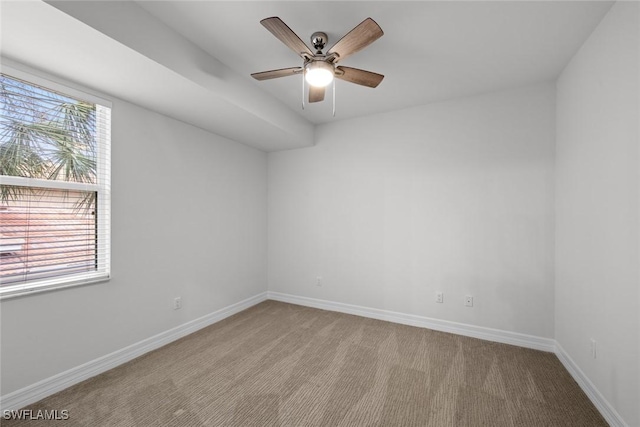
305,61 -> 334,87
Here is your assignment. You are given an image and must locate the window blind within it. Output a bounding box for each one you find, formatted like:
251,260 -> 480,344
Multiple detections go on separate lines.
0,68 -> 111,298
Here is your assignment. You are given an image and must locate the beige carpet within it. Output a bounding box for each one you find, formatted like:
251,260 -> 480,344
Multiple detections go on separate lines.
3,300 -> 607,426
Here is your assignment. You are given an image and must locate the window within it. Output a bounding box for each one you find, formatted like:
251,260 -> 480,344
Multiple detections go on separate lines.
0,67 -> 111,298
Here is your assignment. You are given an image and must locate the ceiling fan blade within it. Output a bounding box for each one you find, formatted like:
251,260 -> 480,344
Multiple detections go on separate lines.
251,67 -> 302,81
309,85 -> 325,103
327,18 -> 383,62
261,17 -> 313,58
335,66 -> 384,88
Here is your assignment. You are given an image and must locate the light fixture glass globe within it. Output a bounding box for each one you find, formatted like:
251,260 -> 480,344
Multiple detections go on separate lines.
305,61 -> 334,88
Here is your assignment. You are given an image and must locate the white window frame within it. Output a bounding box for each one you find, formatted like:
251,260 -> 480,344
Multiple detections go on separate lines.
0,63 -> 111,299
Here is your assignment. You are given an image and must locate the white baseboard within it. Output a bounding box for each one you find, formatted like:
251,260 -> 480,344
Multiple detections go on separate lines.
555,343 -> 628,427
267,292 -> 556,352
0,292 -> 268,412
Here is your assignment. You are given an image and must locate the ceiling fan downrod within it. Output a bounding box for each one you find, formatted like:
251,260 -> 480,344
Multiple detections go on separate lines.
310,32 -> 328,54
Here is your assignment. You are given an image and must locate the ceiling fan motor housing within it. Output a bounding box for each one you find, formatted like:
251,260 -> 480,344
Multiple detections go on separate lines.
311,32 -> 328,53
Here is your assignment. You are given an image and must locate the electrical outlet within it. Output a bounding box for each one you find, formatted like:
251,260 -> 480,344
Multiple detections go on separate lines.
465,296 -> 473,307
316,276 -> 323,287
436,292 -> 444,303
174,297 -> 182,310
590,338 -> 597,359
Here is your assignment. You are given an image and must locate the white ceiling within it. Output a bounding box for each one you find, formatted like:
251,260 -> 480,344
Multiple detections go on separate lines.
136,1 -> 614,124
1,1 -> 614,151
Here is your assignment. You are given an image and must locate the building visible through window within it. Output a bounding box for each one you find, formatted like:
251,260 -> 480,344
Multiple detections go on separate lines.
0,69 -> 111,298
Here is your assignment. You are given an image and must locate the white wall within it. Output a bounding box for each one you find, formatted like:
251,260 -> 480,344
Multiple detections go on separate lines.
2,6 -> 637,424
555,2 -> 639,426
0,95 -> 268,395
269,83 -> 556,338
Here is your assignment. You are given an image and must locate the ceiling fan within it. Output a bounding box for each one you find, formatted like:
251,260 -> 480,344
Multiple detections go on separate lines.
251,17 -> 384,105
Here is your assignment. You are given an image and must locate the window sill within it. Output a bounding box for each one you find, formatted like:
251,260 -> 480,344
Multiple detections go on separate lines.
0,274 -> 110,300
